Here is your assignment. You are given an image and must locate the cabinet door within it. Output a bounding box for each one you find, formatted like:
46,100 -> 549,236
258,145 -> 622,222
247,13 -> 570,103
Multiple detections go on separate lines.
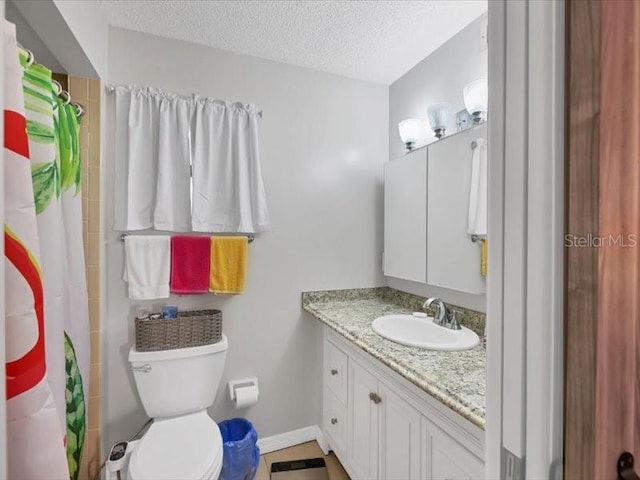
384,148 -> 427,283
422,418 -> 483,480
427,123 -> 486,294
378,384 -> 421,480
347,359 -> 379,480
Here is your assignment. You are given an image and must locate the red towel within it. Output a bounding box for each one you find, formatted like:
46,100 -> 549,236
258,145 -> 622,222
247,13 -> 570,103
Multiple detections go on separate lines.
170,236 -> 211,294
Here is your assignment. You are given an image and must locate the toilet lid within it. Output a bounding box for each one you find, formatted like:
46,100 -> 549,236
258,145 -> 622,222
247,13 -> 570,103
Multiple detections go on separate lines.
129,411 -> 223,480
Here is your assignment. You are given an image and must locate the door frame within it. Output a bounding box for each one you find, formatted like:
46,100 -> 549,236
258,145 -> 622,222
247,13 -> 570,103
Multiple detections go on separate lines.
486,0 -> 565,477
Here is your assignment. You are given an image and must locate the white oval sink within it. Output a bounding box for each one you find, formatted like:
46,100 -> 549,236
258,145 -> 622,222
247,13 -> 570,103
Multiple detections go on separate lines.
371,314 -> 480,351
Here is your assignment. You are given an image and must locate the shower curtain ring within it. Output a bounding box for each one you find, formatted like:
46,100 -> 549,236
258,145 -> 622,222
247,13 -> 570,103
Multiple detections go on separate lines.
59,90 -> 71,105
25,49 -> 35,67
52,80 -> 63,96
72,103 -> 85,118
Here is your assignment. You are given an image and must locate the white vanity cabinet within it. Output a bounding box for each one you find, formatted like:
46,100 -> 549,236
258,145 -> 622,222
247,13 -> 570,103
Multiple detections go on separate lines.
322,328 -> 484,480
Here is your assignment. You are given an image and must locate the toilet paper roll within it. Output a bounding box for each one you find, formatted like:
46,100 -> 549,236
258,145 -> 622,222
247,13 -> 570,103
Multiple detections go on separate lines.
234,385 -> 259,408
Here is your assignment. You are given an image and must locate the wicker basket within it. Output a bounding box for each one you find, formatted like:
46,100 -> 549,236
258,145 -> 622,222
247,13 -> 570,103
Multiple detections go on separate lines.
135,309 -> 222,352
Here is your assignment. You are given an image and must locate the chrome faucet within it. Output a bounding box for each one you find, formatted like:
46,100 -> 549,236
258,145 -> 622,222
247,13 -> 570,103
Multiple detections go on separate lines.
422,297 -> 461,330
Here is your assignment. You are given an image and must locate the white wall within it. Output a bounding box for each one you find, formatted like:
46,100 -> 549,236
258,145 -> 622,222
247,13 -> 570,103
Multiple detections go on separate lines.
52,0 -> 107,78
5,0 -> 64,73
105,27 -> 388,448
387,13 -> 488,312
11,0 -> 107,79
389,13 -> 487,159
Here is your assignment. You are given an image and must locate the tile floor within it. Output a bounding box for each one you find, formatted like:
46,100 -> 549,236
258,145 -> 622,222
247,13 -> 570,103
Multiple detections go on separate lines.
256,441 -> 350,480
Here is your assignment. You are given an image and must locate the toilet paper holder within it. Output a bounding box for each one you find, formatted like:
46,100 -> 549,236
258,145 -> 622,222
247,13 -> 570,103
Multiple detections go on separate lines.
228,377 -> 259,403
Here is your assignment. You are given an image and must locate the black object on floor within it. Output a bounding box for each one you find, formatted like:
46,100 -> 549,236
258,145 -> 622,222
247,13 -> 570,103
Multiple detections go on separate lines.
270,458 -> 329,480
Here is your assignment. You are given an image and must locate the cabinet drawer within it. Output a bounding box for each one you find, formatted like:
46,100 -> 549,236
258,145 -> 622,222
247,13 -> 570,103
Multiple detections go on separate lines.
325,390 -> 347,454
325,341 -> 348,403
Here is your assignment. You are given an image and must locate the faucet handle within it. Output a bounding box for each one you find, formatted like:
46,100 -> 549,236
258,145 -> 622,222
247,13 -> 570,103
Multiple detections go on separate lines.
448,310 -> 462,330
422,297 -> 435,310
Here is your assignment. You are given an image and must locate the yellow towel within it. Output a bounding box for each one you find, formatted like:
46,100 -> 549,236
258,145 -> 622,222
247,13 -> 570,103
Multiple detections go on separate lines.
480,238 -> 488,277
210,236 -> 248,294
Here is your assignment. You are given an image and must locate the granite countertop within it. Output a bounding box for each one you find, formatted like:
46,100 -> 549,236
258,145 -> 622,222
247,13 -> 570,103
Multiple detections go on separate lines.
302,288 -> 486,429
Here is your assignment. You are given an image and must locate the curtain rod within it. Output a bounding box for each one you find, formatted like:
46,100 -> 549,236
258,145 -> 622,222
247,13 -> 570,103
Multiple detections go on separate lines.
120,233 -> 255,243
105,85 -> 263,118
17,42 -> 84,118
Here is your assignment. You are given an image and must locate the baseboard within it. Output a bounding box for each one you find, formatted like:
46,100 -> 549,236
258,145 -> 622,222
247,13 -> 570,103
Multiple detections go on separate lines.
315,426 -> 329,455
257,425 -> 324,455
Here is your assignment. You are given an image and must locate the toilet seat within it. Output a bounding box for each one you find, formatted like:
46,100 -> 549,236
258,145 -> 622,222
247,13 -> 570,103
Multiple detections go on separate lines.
128,411 -> 223,480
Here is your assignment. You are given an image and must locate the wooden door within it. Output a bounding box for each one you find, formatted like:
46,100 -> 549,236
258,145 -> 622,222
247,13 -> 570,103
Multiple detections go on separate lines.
565,0 -> 640,478
347,359 -> 379,480
378,384 -> 421,480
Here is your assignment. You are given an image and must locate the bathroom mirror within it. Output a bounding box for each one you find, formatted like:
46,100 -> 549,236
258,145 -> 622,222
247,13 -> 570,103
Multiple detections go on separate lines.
426,123 -> 487,294
383,123 -> 487,295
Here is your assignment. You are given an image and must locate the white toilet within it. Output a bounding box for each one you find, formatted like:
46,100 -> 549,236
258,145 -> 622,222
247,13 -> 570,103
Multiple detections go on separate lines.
127,335 -> 229,480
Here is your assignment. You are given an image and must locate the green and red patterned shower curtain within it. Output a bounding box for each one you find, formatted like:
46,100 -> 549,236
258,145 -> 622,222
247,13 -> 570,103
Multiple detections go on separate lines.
4,19 -> 89,480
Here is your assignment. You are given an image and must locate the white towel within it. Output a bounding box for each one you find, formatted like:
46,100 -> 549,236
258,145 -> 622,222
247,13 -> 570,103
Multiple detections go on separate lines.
468,138 -> 488,236
123,235 -> 171,300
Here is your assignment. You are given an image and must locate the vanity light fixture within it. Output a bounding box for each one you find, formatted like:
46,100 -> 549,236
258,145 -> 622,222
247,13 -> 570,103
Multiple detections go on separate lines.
427,103 -> 452,139
463,79 -> 488,124
398,118 -> 421,151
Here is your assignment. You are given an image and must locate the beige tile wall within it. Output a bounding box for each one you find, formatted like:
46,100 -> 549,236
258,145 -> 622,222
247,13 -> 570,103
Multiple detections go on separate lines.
67,76 -> 101,480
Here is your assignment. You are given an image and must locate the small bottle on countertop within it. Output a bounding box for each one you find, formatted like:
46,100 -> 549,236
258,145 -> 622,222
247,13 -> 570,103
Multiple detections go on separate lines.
161,305 -> 178,319
136,307 -> 149,321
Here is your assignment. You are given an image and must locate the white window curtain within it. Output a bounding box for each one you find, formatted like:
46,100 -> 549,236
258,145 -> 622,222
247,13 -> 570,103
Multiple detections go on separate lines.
113,86 -> 192,231
110,85 -> 270,234
191,98 -> 270,233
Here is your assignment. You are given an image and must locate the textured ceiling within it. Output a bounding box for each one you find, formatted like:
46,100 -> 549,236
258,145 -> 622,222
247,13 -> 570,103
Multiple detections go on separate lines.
99,0 -> 487,85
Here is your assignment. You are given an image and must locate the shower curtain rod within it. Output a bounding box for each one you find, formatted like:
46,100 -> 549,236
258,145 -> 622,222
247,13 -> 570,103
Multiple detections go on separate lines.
17,42 -> 84,118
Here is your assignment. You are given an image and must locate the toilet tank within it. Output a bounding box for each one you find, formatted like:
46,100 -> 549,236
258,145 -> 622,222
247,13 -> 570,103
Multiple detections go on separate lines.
128,335 -> 228,418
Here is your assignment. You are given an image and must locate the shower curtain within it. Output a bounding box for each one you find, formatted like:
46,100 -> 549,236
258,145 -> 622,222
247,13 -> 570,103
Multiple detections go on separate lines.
4,19 -> 89,480
4,20 -> 69,479
57,93 -> 90,480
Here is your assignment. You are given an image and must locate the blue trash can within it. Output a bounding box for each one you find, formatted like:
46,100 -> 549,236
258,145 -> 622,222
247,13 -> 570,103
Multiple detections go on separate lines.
218,418 -> 260,480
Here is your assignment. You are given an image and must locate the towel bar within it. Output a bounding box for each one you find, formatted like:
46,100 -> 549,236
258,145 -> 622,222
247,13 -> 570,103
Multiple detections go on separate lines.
120,233 -> 254,243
